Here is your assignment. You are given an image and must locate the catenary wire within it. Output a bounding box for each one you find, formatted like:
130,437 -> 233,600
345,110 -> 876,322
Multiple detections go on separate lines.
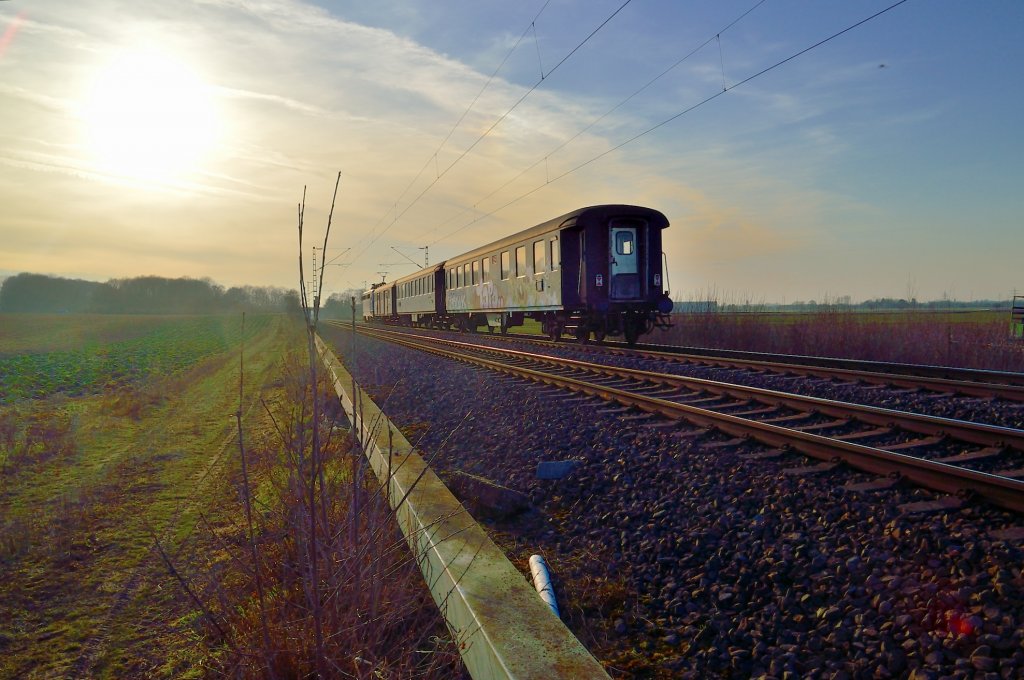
428,0 -> 912,248
356,0 -> 553,252
424,0 -> 769,247
349,0 -> 634,266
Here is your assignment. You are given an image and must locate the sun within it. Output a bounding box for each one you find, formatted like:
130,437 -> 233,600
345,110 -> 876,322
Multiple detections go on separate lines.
81,48 -> 219,183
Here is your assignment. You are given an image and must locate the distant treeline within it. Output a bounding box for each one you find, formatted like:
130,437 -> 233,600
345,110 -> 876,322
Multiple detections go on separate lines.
0,273 -> 300,314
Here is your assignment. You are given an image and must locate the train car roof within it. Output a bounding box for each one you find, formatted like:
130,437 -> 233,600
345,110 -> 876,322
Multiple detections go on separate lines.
443,204 -> 667,267
390,262 -> 445,287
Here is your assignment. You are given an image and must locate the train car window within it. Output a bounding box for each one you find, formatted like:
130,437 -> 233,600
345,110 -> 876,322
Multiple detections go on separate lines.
550,237 -> 559,271
515,246 -> 526,278
482,257 -> 490,282
534,240 -> 545,273
616,230 -> 634,255
501,251 -> 510,280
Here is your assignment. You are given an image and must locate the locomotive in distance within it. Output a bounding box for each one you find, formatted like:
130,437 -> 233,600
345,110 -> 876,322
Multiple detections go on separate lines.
362,205 -> 673,345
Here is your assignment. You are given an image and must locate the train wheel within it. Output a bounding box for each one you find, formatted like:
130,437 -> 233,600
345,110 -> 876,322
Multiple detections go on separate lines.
544,319 -> 558,342
624,318 -> 640,346
575,326 -> 590,345
500,315 -> 510,335
593,329 -> 606,343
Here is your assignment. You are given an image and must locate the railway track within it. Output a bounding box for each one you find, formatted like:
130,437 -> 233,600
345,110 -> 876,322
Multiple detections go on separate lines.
364,322 -> 1024,402
345,323 -> 1024,514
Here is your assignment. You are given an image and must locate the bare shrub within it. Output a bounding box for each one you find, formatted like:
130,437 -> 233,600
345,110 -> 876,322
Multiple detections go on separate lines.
162,178 -> 464,677
660,310 -> 1024,371
161,345 -> 463,678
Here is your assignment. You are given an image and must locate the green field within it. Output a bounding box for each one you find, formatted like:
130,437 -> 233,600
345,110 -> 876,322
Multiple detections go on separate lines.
0,313 -> 460,678
0,314 -> 273,403
0,314 -> 291,677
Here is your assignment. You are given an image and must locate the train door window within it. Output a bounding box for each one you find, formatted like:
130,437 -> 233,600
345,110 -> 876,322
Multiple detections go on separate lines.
482,256 -> 490,282
515,246 -> 526,278
501,251 -> 510,280
533,240 -> 545,273
615,230 -> 635,255
550,237 -> 559,271
472,260 -> 479,285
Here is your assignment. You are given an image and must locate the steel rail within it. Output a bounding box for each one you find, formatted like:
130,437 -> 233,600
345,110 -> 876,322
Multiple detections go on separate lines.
616,339 -> 1024,388
354,325 -> 1024,513
478,328 -> 1024,401
352,321 -> 1024,401
359,325 -> 1024,451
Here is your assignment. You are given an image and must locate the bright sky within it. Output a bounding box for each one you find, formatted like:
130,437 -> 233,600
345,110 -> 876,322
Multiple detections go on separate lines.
0,0 -> 1021,303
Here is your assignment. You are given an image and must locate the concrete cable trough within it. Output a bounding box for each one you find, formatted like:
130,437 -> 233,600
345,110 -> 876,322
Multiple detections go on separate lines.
315,335 -> 610,679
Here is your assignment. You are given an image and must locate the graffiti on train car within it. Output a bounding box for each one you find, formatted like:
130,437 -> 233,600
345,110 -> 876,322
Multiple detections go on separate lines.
448,275 -> 560,312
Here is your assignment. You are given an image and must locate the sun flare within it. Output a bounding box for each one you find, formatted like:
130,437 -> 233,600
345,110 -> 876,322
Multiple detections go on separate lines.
81,49 -> 219,183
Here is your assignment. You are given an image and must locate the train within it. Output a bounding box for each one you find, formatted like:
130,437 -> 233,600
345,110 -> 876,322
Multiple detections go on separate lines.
362,205 -> 673,345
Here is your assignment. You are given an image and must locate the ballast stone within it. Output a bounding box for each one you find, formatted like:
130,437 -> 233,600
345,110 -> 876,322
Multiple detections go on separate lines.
536,460 -> 581,480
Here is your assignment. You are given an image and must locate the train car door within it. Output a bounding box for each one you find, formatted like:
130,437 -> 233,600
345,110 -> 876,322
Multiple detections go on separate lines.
610,225 -> 640,299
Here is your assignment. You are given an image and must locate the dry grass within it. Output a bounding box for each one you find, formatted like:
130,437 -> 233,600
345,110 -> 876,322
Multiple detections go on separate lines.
172,348 -> 465,678
0,402 -> 78,480
656,310 -> 1024,371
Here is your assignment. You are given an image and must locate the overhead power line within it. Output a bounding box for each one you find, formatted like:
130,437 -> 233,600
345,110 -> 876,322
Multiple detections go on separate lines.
429,0 -> 913,248
350,0 -> 634,267
358,0 -> 554,251
426,0 -> 769,247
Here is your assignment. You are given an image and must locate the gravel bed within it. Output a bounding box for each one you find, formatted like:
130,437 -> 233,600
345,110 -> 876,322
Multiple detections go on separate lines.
323,326 -> 1024,679
398,327 -> 1024,432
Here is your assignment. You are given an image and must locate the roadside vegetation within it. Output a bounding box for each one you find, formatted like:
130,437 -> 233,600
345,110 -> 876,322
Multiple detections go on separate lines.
0,312 -> 461,678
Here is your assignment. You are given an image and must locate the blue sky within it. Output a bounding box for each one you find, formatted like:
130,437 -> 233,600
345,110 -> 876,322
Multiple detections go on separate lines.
0,0 -> 1021,303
